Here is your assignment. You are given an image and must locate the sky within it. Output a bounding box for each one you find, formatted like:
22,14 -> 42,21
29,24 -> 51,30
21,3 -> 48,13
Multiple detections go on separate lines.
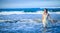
0,0 -> 60,8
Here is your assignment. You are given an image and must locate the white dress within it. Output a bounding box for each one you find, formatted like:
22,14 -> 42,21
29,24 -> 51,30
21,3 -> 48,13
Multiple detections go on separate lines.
42,14 -> 48,27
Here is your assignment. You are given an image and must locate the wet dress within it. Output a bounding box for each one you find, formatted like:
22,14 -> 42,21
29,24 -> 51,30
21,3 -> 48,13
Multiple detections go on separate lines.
42,14 -> 48,27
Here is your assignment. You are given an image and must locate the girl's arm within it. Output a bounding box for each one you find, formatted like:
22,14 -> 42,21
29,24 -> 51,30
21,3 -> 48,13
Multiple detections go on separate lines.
48,14 -> 54,23
42,14 -> 44,22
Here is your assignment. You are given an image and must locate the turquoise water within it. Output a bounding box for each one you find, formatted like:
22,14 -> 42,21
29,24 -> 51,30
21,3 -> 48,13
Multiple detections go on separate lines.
0,8 -> 60,12
0,14 -> 60,33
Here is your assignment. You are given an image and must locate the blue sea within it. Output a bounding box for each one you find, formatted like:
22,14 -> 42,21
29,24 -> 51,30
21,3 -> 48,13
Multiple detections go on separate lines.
0,8 -> 60,33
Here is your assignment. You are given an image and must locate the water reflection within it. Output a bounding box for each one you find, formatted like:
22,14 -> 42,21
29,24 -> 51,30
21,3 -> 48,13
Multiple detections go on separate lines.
42,27 -> 47,33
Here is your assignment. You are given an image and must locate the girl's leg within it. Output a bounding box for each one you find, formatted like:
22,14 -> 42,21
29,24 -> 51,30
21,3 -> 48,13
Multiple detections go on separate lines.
43,22 -> 47,27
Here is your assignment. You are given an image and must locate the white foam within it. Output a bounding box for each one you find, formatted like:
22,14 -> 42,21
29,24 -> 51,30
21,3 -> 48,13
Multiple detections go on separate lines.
0,19 -> 41,23
0,11 -> 43,15
48,12 -> 60,14
0,11 -> 60,15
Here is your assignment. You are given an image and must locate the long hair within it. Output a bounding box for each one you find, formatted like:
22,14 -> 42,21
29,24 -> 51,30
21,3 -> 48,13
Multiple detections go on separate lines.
44,8 -> 48,13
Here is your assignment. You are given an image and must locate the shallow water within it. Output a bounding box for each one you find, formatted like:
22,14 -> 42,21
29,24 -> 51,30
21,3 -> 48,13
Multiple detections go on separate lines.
0,20 -> 60,33
0,14 -> 60,33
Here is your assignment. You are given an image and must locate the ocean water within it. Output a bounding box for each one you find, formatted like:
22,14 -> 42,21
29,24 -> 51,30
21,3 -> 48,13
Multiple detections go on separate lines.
0,8 -> 60,33
0,8 -> 60,12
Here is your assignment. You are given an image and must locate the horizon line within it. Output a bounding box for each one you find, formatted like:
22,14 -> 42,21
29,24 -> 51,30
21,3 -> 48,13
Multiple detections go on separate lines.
0,7 -> 60,9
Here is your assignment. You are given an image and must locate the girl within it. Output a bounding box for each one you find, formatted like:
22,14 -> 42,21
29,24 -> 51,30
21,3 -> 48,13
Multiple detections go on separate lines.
42,8 -> 54,27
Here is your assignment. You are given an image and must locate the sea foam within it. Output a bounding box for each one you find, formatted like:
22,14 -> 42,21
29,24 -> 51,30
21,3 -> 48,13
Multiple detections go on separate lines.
0,11 -> 60,15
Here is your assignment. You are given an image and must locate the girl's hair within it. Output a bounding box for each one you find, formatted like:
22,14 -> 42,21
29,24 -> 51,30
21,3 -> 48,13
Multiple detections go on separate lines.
44,8 -> 48,13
